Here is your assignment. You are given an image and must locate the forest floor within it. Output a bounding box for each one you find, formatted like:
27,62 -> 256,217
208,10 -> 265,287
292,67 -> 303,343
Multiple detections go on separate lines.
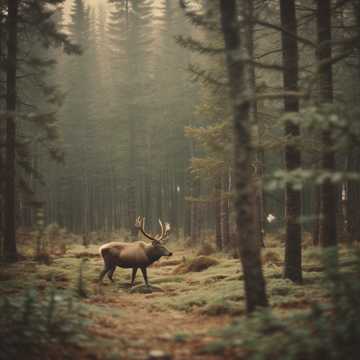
0,236 -> 358,360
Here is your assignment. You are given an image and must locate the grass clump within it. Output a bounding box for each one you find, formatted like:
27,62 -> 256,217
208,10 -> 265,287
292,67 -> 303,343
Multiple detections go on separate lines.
197,243 -> 216,256
173,256 -> 219,274
262,249 -> 282,266
201,299 -> 244,316
203,249 -> 360,360
0,288 -> 88,360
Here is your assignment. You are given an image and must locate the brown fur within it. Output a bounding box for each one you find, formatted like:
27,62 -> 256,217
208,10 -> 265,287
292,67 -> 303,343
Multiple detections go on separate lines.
98,240 -> 172,285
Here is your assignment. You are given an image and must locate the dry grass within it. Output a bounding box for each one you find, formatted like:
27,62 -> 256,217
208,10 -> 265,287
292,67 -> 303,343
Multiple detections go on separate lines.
197,243 -> 216,256
173,256 -> 219,274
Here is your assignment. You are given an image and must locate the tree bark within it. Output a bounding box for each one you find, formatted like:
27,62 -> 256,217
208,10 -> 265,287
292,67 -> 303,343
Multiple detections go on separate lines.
280,0 -> 302,283
4,0 -> 18,261
128,116 -> 137,239
215,176 -> 222,250
190,177 -> 201,244
221,171 -> 230,249
312,186 -> 321,245
317,0 -> 337,248
219,0 -> 268,313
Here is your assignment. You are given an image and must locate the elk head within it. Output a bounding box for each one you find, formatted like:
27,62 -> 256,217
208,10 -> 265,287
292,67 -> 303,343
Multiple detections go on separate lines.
135,216 -> 172,257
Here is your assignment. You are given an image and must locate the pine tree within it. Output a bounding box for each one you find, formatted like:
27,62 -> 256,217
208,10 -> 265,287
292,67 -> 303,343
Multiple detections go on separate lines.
317,0 -> 337,248
3,0 -> 18,261
219,0 -> 268,313
280,0 -> 302,283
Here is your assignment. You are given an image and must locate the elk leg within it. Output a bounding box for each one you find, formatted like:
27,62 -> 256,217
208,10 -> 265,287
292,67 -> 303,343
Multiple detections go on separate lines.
131,268 -> 138,287
99,264 -> 112,283
140,267 -> 149,286
107,267 -> 116,282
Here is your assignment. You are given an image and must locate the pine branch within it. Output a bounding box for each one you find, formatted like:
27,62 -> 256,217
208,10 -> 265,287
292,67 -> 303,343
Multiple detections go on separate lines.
178,0 -> 220,32
188,63 -> 227,89
175,35 -> 224,55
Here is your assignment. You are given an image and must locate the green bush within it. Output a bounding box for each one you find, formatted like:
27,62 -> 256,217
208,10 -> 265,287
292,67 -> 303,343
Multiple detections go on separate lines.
203,249 -> 360,360
0,288 -> 88,360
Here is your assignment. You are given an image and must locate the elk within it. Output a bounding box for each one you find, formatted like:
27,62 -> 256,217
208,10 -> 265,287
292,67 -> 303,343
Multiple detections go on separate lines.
99,217 -> 172,286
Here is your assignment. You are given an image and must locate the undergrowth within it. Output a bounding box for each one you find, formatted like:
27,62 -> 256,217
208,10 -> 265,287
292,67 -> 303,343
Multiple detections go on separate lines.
0,287 -> 88,360
202,248 -> 360,360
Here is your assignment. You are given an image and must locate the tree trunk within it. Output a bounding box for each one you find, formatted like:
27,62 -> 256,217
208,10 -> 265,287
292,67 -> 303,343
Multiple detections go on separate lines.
190,177 -> 201,244
346,2 -> 360,244
4,0 -> 18,261
215,176 -> 222,250
317,0 -> 337,248
347,151 -> 360,243
183,173 -> 191,239
128,117 -> 137,239
280,0 -> 302,283
312,186 -> 321,245
171,169 -> 179,239
219,0 -> 268,313
221,171 -> 230,249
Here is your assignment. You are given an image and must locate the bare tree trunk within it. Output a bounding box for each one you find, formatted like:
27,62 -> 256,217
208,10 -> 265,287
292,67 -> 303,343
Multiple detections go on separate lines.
215,176 -> 222,250
183,173 -> 191,239
128,117 -> 137,239
346,2 -> 360,245
157,171 -> 163,221
219,0 -> 268,313
4,0 -> 18,261
171,169 -> 179,239
190,177 -> 201,244
317,0 -> 337,248
221,171 -> 230,249
347,151 -> 360,244
312,186 -> 321,245
280,0 -> 302,283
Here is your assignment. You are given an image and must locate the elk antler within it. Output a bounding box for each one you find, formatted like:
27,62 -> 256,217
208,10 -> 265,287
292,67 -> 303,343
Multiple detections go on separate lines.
162,221 -> 171,243
135,216 -> 170,242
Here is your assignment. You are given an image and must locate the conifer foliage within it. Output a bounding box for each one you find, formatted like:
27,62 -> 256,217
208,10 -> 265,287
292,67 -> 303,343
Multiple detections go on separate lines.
0,0 -> 79,261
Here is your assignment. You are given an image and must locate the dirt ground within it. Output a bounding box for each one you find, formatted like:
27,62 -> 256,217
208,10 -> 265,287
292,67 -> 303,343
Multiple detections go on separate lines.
80,247 -> 235,360
2,239 -> 352,360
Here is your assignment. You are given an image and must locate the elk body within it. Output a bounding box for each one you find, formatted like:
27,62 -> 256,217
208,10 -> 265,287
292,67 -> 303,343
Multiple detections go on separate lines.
99,217 -> 172,286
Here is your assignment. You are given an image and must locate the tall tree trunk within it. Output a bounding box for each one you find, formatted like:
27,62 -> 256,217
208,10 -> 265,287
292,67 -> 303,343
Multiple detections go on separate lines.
317,0 -> 337,248
183,172 -> 191,239
215,176 -> 222,250
157,171 -> 163,221
346,1 -> 360,245
221,171 -> 230,249
4,0 -> 18,261
347,150 -> 360,244
190,177 -> 200,244
171,168 -> 179,238
280,0 -> 302,283
219,0 -> 268,313
247,3 -> 264,249
128,117 -> 137,239
312,186 -> 321,245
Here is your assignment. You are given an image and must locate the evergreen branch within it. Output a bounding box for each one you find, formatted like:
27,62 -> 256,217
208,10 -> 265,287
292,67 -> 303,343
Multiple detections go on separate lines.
178,0 -> 220,32
17,159 -> 45,185
188,63 -> 227,89
175,35 -> 224,55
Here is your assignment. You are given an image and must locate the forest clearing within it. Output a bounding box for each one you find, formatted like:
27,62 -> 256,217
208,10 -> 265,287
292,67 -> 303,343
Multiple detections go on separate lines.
1,230 -> 359,359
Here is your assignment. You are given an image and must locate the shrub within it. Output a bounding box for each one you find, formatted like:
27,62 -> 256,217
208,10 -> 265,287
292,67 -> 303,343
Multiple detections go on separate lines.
197,243 -> 216,256
202,249 -> 360,360
0,288 -> 88,359
173,256 -> 219,274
